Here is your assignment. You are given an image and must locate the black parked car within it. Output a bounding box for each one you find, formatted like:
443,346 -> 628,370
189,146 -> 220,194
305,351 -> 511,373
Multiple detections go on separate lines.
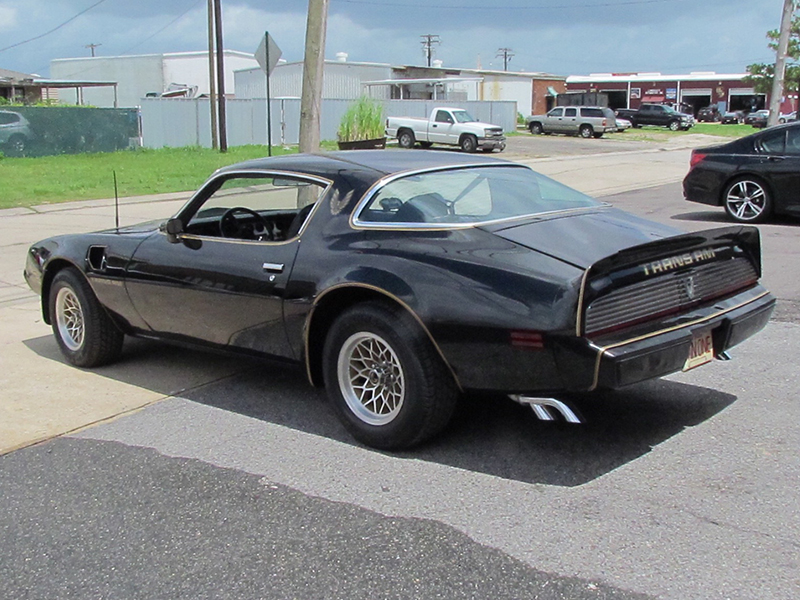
744,109 -> 770,128
696,105 -> 721,122
684,121 -> 800,223
720,110 -> 745,124
25,151 -> 774,449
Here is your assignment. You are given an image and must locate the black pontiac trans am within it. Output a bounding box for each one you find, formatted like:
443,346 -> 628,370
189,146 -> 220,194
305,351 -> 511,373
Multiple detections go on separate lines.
25,150 -> 775,449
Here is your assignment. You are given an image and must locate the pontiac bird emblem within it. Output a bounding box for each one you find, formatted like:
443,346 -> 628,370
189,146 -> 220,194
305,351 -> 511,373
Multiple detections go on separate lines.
684,275 -> 696,300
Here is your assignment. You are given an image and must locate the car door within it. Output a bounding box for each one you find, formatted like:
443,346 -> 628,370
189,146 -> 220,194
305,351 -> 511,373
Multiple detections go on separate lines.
754,127 -> 800,214
124,171 -> 329,359
562,107 -> 578,134
543,107 -> 563,133
429,109 -> 456,144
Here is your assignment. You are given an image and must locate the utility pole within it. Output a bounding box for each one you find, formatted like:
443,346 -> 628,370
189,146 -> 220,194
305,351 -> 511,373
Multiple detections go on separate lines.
496,47 -> 514,71
206,0 -> 218,149
769,0 -> 796,127
213,0 -> 227,152
85,43 -> 101,57
299,0 -> 328,153
420,34 -> 440,67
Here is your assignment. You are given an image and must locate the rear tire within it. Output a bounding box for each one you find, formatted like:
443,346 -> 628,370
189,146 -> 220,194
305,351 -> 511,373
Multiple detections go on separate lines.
49,268 -> 124,367
579,124 -> 593,139
322,302 -> 458,449
723,177 -> 772,223
397,129 -> 415,149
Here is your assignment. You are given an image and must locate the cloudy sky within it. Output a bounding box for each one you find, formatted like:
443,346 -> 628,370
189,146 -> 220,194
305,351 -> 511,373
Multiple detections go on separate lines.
0,0 -> 786,78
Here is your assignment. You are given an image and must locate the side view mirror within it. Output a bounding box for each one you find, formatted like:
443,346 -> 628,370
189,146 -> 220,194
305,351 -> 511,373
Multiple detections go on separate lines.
162,218 -> 184,243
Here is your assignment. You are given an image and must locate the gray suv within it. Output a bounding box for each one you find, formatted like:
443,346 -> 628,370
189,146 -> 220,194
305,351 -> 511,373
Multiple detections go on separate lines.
0,110 -> 33,156
526,106 -> 617,138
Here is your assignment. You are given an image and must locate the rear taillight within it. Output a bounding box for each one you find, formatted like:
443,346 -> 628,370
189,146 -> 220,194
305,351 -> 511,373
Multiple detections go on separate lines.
690,151 -> 707,168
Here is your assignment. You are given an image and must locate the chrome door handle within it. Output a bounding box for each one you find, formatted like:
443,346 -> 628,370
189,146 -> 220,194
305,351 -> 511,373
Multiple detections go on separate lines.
262,262 -> 284,273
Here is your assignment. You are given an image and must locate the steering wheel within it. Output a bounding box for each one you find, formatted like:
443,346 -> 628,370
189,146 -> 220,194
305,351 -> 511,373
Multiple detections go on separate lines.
219,207 -> 273,240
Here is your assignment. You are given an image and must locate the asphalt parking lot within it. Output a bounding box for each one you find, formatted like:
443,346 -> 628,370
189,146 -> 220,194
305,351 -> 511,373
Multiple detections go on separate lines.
1,136 -> 798,600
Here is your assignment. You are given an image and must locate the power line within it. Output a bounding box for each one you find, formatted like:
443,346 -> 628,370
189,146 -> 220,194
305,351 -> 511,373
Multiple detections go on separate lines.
0,0 -> 109,54
119,0 -> 204,55
339,0 -> 691,9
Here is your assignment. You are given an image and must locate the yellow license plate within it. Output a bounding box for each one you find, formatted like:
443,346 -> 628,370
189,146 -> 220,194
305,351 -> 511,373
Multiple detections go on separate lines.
683,330 -> 714,371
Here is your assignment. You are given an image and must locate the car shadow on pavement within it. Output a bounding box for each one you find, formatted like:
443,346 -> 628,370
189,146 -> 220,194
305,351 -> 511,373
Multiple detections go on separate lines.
671,211 -> 732,223
25,335 -> 736,487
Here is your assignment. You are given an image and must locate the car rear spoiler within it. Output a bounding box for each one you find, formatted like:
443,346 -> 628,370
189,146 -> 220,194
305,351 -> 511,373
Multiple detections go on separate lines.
585,226 -> 762,282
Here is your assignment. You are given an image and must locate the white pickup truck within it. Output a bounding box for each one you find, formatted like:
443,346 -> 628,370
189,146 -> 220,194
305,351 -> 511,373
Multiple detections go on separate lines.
385,107 -> 506,153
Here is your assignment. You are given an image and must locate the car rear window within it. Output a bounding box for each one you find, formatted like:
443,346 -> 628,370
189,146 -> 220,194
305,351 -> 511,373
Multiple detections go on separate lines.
580,108 -> 604,118
356,165 -> 600,226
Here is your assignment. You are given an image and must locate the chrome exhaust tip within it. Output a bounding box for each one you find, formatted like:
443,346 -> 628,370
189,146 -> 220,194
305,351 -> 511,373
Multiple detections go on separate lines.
509,395 -> 583,424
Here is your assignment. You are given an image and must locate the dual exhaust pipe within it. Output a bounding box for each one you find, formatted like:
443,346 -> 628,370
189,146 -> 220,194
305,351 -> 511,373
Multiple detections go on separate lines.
509,395 -> 583,424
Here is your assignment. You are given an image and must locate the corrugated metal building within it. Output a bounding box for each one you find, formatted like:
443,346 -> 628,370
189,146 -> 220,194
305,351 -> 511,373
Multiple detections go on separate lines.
235,56 -> 393,100
51,50 -> 259,108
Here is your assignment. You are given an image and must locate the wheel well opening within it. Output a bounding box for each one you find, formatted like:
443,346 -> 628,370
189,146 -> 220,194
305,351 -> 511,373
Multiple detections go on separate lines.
306,287 -> 402,387
41,259 -> 78,324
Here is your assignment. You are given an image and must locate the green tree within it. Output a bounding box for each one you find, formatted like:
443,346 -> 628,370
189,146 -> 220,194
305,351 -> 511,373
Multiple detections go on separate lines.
744,12 -> 800,110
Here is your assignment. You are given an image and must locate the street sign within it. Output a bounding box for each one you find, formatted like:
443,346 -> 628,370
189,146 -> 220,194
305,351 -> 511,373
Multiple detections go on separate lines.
255,33 -> 282,75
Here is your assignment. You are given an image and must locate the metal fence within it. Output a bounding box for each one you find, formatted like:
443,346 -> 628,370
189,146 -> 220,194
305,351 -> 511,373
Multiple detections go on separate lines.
140,98 -> 518,149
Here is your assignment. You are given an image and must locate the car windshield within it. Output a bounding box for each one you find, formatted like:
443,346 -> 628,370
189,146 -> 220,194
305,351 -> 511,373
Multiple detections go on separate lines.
357,165 -> 600,226
452,110 -> 477,123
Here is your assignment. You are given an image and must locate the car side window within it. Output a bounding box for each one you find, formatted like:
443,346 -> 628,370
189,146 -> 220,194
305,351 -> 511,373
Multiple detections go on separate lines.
435,110 -> 453,124
784,128 -> 800,155
0,112 -> 20,125
564,108 -> 577,117
185,175 -> 325,241
548,108 -> 563,117
759,130 -> 786,155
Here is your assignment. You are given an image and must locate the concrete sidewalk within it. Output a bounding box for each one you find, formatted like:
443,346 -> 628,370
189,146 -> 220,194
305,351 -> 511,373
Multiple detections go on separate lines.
0,144 -> 698,455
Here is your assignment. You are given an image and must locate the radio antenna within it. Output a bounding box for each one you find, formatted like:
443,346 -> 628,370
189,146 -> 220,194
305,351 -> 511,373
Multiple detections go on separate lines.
113,170 -> 120,232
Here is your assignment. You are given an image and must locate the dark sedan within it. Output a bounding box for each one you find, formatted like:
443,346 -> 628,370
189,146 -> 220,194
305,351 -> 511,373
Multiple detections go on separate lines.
684,121 -> 800,223
721,110 -> 745,124
745,109 -> 770,128
25,151 -> 774,449
696,105 -> 721,122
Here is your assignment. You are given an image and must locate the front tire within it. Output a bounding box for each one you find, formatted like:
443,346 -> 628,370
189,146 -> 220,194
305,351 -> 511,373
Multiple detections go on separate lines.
460,134 -> 477,153
723,177 -> 772,223
49,268 -> 123,367
397,129 -> 415,149
322,302 -> 458,449
529,122 -> 543,135
668,120 -> 681,131
6,134 -> 27,156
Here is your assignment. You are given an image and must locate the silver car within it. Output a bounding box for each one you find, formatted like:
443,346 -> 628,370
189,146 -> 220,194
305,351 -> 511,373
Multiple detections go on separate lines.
0,110 -> 33,156
526,106 -> 617,139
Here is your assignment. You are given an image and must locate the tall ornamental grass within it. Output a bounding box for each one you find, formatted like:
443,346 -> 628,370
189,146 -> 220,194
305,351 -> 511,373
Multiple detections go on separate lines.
337,97 -> 385,142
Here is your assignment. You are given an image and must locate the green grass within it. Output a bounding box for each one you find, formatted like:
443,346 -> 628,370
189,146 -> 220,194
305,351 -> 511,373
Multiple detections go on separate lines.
617,122 -> 756,142
0,145 -> 308,209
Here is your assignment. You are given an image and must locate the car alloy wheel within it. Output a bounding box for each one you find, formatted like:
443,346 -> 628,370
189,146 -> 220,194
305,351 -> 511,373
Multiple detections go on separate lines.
322,302 -> 458,449
337,331 -> 405,426
724,178 -> 771,223
49,268 -> 124,367
55,286 -> 85,351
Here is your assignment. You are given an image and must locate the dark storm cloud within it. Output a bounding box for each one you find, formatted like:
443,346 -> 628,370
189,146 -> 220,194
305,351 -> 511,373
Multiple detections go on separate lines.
0,0 -> 784,77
